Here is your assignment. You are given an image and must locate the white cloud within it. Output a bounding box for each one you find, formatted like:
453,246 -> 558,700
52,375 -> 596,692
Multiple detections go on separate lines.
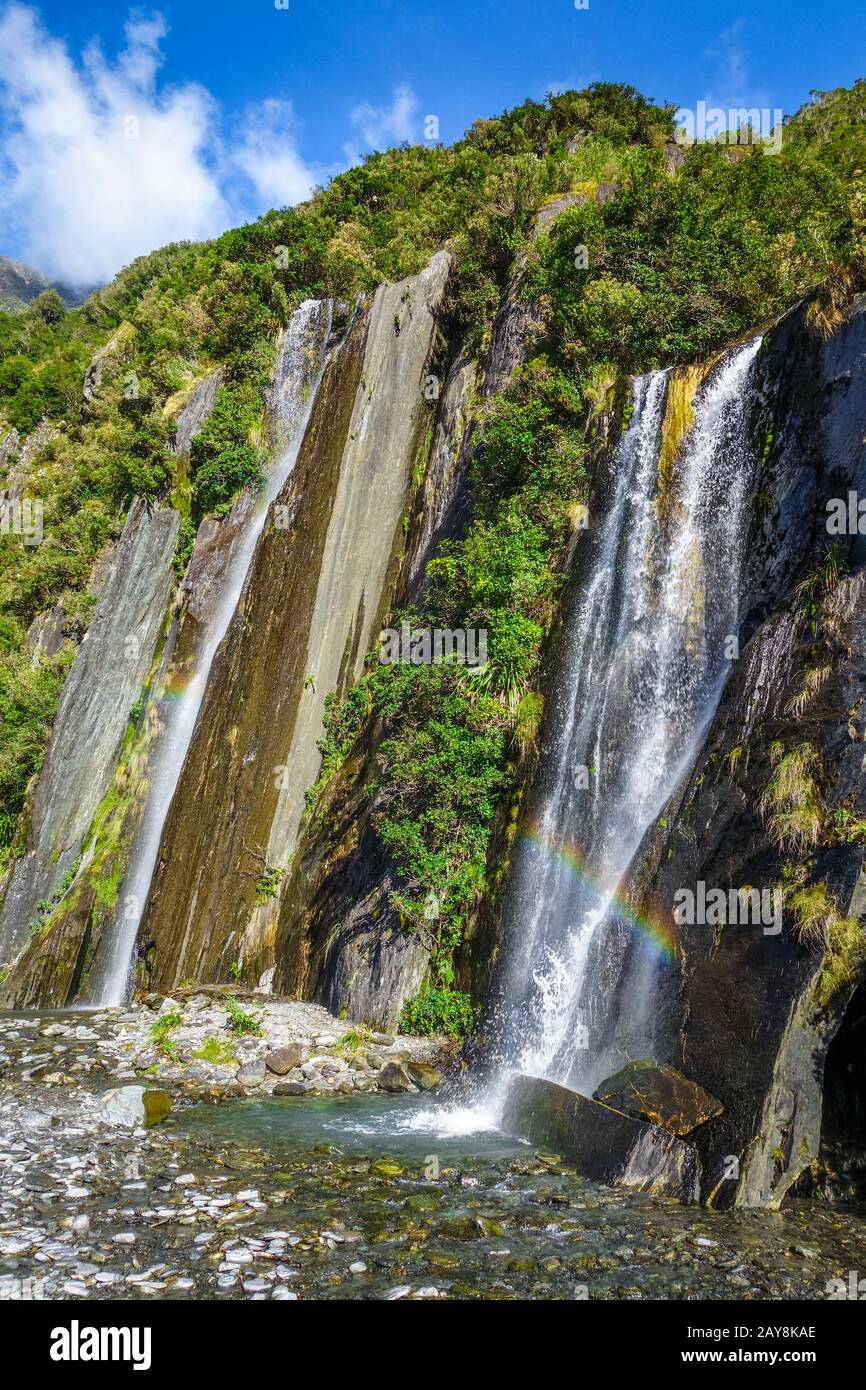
0,3 -> 326,287
229,98 -> 331,209
345,82 -> 419,162
538,73 -> 598,100
702,20 -> 770,111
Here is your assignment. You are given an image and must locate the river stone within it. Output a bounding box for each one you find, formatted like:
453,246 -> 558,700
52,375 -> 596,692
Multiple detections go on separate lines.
99,1085 -> 171,1128
236,1060 -> 267,1087
592,1061 -> 723,1137
502,1073 -> 700,1202
377,1061 -> 416,1093
265,1044 -> 304,1075
405,1061 -> 444,1090
273,1080 -> 308,1096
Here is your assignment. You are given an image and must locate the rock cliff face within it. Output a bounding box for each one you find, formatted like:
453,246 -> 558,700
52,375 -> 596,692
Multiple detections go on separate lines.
267,204 -> 614,1029
0,302 -> 331,1008
168,369 -> 224,458
267,228 -> 568,1028
138,251 -> 452,992
0,499 -> 180,962
613,295 -> 866,1207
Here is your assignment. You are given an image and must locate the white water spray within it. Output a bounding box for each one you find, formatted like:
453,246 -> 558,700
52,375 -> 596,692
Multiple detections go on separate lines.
492,339 -> 763,1108
424,339 -> 763,1138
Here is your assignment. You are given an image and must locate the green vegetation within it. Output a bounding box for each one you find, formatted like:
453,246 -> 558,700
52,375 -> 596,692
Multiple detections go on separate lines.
337,1026 -> 373,1056
150,1007 -> 183,1060
189,382 -> 266,522
399,986 -> 476,1038
225,997 -> 264,1037
192,1036 -> 237,1066
254,866 -> 285,903
2,78 -> 865,997
761,742 -> 825,850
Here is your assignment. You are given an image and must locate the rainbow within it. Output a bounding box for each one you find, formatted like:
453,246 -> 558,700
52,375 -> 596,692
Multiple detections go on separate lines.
520,821 -> 679,965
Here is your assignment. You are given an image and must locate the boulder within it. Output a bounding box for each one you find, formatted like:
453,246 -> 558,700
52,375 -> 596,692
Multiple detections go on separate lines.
99,1085 -> 171,1128
235,1060 -> 267,1087
265,1044 -> 304,1075
273,1080 -> 308,1097
592,1061 -> 723,1137
405,1061 -> 444,1091
377,1061 -> 416,1093
502,1074 -> 700,1202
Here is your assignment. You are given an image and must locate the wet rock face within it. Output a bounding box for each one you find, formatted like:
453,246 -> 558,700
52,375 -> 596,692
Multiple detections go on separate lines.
405,353 -> 477,595
0,499 -> 180,963
139,252 -> 452,992
502,1074 -> 701,1203
742,294 -> 866,632
616,297 -> 866,1209
593,1062 -> 723,1138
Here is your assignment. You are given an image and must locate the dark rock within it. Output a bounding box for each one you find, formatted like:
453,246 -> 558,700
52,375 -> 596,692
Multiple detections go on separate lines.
377,1061 -> 416,1093
265,1044 -> 304,1075
273,1080 -> 308,1096
502,1074 -> 701,1202
593,1061 -> 723,1136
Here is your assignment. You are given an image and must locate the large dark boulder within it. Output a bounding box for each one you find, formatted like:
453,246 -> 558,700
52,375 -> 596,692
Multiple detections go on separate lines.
593,1061 -> 723,1136
502,1073 -> 701,1202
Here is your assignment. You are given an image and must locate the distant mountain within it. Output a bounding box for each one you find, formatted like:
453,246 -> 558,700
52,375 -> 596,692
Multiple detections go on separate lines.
0,256 -> 89,313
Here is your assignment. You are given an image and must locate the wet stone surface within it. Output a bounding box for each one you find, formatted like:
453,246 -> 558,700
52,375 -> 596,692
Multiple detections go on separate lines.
1,1006 -> 865,1301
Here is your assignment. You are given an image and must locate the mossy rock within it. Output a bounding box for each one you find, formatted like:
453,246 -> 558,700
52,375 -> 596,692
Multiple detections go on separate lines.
592,1060 -> 722,1137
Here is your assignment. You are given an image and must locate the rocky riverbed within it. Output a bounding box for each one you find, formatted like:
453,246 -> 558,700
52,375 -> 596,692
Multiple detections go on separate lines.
1,996 -> 865,1301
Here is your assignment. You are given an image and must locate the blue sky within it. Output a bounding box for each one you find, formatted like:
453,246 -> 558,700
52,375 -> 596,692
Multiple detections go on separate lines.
0,0 -> 862,285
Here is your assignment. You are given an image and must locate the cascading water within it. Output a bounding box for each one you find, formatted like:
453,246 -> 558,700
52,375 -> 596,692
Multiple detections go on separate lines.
92,299 -> 332,1006
482,338 -> 763,1112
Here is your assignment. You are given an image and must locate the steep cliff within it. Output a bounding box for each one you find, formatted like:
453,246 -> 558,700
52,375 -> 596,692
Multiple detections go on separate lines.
0,498 -> 179,962
615,293 -> 866,1207
138,251 -> 452,991
0,302 -> 331,1007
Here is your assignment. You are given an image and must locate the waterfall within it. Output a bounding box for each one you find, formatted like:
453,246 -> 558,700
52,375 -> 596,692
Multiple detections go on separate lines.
484,337 -> 763,1113
92,299 -> 332,1006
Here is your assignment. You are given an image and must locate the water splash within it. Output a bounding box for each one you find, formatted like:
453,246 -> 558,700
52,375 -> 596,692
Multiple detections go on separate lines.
491,338 -> 762,1106
417,339 -> 762,1138
92,300 -> 332,1006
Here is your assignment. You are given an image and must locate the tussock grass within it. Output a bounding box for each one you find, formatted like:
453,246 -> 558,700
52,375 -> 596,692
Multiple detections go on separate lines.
760,742 -> 825,849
